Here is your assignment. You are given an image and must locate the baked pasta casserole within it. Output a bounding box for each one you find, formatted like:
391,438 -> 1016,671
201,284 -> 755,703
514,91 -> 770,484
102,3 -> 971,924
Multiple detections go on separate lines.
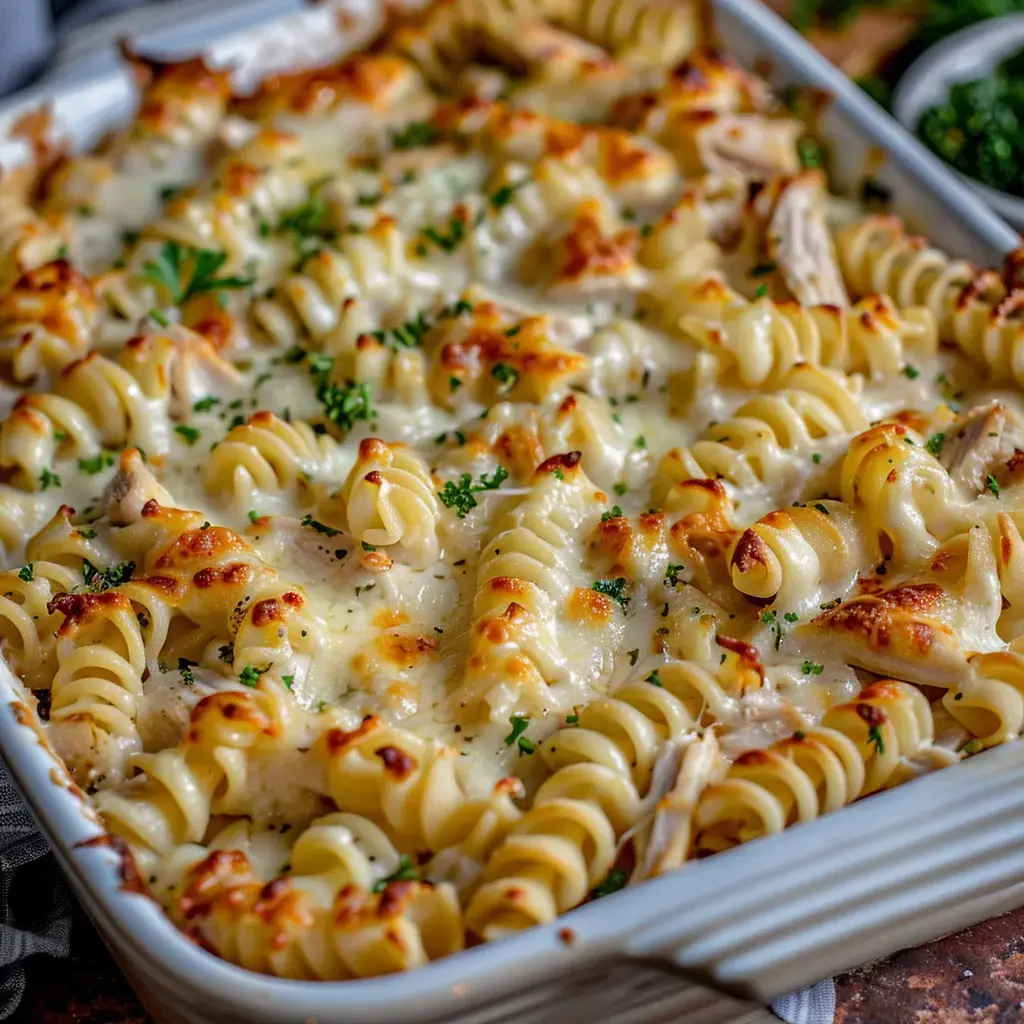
1,0 -> 1022,980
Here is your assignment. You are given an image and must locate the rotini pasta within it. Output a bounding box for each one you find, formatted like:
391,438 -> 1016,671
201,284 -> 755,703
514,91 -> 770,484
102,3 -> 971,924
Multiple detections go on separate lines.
1,0 -> 1019,985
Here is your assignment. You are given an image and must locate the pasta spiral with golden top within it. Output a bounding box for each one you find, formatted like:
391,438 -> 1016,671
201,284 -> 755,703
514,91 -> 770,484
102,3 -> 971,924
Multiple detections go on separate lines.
338,438 -> 441,569
695,681 -> 951,853
0,261 -> 100,380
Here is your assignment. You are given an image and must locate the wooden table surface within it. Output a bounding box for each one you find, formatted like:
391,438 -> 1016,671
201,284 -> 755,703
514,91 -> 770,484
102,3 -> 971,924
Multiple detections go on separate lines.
14,889 -> 1024,1023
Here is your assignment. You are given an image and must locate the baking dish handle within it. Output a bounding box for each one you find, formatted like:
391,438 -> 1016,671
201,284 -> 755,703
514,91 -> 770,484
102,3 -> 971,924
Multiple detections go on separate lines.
619,741 -> 1024,1002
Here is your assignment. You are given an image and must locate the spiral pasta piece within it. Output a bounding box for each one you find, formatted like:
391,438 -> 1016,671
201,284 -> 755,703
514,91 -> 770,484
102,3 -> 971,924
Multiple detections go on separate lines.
669,364 -> 865,494
251,219 -> 419,346
320,715 -> 522,861
48,591 -> 148,740
95,684 -> 293,860
695,681 -> 949,853
680,294 -> 937,387
0,560 -> 79,686
171,854 -> 464,980
544,0 -> 698,68
836,215 -> 1024,383
338,438 -> 441,569
456,452 -> 607,719
204,411 -> 343,508
0,352 -> 170,488
320,296 -> 429,406
840,422 -> 971,566
0,261 -> 100,380
729,499 -> 875,610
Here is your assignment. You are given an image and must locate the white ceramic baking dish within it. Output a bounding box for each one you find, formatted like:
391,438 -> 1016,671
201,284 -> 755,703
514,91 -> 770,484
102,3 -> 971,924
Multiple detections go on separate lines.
1,1 -> 1023,1022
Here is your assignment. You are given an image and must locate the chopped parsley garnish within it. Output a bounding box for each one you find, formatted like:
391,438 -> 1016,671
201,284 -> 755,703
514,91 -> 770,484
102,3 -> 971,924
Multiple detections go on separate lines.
504,715 -> 530,748
797,136 -> 825,169
566,712 -> 579,725
372,853 -> 419,893
17,565 -> 33,582
665,564 -> 685,587
812,453 -> 822,464
316,379 -> 374,432
386,310 -> 431,349
362,542 -> 377,552
592,577 -> 629,610
761,609 -> 785,650
926,431 -> 946,456
813,502 -> 830,516
149,308 -> 170,328
141,242 -> 252,306
282,675 -> 294,690
193,395 -> 219,413
963,738 -> 984,755
801,660 -> 824,676
437,466 -> 509,517
440,298 -> 473,318
754,283 -> 769,298
78,528 -> 97,540
248,510 -> 261,523
552,469 -> 564,481
627,648 -> 639,666
987,473 -> 1001,498
635,435 -> 647,449
177,658 -> 197,686
391,121 -> 440,150
868,724 -> 886,755
784,612 -> 799,623
420,218 -> 466,253
613,482 -> 628,496
218,643 -> 234,664
750,260 -> 777,277
645,669 -> 663,687
301,514 -> 341,537
592,869 -> 627,899
174,424 -> 200,446
39,468 -> 61,491
83,559 -> 135,592
601,505 -> 624,522
491,363 -> 519,391
902,364 -> 920,380
77,452 -> 115,475
238,665 -> 262,687
490,179 -> 528,209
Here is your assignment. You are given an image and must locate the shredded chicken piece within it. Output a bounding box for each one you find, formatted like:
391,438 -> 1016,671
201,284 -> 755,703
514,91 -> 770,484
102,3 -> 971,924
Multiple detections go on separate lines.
632,730 -> 724,881
103,449 -> 174,525
695,115 -> 801,180
762,172 -> 848,307
939,401 -> 1024,495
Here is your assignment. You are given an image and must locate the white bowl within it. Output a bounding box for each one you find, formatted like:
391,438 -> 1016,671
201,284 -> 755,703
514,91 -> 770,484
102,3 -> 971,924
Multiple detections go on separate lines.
893,14 -> 1024,230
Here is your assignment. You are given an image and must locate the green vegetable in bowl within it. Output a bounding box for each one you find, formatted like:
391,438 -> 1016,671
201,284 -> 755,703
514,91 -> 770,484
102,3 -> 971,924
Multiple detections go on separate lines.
918,48 -> 1024,198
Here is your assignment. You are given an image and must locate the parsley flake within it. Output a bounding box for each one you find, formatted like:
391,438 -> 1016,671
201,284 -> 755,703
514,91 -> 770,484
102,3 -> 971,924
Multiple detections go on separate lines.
141,242 -> 252,306
372,853 -> 419,893
437,466 -> 508,517
868,724 -> 886,755
238,665 -> 262,687
301,514 -> 341,537
592,577 -> 629,610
